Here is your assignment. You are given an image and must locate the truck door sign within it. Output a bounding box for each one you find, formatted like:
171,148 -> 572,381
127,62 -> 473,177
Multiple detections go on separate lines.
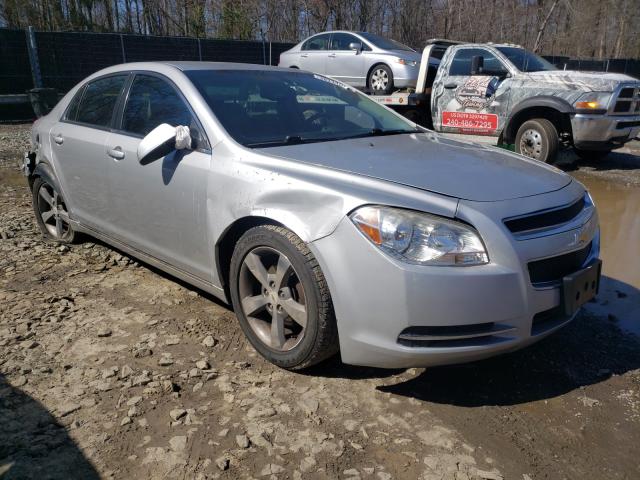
442,111 -> 498,133
454,76 -> 498,111
442,76 -> 500,133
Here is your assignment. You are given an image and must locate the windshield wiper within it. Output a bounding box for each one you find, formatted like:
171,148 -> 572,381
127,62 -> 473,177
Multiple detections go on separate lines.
336,128 -> 418,141
246,135 -> 308,148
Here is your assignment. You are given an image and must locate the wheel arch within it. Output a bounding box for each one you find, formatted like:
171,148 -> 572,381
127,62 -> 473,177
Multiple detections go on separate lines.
366,62 -> 392,85
503,97 -> 574,145
215,216 -> 289,300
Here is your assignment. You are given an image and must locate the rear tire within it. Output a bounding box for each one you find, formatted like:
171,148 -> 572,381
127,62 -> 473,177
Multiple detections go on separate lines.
229,225 -> 339,370
515,118 -> 559,164
574,148 -> 612,161
367,64 -> 394,94
32,176 -> 76,244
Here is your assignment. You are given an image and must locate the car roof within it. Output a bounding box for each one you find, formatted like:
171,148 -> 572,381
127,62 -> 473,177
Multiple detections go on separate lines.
100,61 -> 287,74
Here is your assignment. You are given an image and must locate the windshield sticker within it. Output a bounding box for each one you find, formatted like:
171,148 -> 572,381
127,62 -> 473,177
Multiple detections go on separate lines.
296,95 -> 346,105
442,111 -> 498,133
313,74 -> 350,90
454,77 -> 499,111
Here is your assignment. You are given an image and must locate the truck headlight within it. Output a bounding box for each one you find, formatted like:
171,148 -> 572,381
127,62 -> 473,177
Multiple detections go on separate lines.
350,206 -> 489,266
574,92 -> 612,113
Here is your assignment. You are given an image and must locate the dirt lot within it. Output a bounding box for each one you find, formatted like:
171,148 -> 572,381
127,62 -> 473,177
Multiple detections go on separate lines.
1,124 -> 640,480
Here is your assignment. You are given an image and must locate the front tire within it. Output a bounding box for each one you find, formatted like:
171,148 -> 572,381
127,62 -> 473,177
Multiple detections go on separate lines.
367,64 -> 394,94
515,118 -> 559,164
229,225 -> 339,370
32,176 -> 76,244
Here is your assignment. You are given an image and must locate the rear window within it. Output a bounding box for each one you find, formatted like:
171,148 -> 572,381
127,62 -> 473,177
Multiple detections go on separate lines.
75,75 -> 127,128
357,32 -> 414,52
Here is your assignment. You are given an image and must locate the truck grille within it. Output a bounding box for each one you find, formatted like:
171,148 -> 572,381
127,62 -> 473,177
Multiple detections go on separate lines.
528,242 -> 592,286
612,86 -> 640,115
504,197 -> 585,234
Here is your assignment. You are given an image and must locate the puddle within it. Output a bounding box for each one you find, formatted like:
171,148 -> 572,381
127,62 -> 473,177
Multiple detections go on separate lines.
572,172 -> 640,335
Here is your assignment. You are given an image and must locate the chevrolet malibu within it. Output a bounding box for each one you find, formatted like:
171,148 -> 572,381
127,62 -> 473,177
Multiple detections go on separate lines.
23,62 -> 601,370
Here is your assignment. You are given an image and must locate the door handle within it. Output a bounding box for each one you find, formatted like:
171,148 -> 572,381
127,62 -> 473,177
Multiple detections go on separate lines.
53,134 -> 64,145
444,82 -> 458,89
300,54 -> 308,58
328,53 -> 336,58
107,147 -> 125,160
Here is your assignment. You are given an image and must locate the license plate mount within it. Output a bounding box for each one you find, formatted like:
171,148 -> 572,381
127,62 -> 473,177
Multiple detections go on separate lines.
562,259 -> 602,316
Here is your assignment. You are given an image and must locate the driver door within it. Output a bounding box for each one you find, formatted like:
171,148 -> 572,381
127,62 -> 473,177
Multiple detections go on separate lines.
105,73 -> 212,281
325,32 -> 366,87
433,47 -> 512,136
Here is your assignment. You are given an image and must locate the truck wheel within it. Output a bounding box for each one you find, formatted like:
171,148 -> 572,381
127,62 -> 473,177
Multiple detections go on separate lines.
574,148 -> 612,161
229,225 -> 339,370
515,119 -> 559,164
367,64 -> 394,94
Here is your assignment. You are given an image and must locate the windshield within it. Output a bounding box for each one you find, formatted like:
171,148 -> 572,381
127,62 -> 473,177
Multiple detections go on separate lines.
186,70 -> 417,148
357,32 -> 414,52
496,47 -> 556,72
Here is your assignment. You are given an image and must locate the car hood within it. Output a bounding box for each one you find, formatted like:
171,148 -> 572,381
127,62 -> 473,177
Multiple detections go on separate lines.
259,132 -> 572,202
526,70 -> 639,92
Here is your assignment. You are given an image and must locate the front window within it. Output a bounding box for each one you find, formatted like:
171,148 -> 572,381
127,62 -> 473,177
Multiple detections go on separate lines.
496,47 -> 555,72
357,32 -> 414,52
122,74 -> 194,136
330,33 -> 360,51
449,48 -> 507,76
186,70 -> 417,148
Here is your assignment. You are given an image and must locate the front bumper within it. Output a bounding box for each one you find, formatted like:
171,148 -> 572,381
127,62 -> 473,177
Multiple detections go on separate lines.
309,181 -> 599,369
572,113 -> 640,150
390,63 -> 419,88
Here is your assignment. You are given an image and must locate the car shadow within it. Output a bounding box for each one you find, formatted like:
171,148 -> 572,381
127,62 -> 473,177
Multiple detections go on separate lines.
559,147 -> 640,172
0,374 -> 100,479
376,310 -> 640,407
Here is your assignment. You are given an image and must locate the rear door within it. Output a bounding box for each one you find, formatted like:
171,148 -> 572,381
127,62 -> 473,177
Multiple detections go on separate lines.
105,73 -> 211,280
325,32 -> 366,86
432,47 -> 512,136
49,74 -> 128,232
299,33 -> 331,75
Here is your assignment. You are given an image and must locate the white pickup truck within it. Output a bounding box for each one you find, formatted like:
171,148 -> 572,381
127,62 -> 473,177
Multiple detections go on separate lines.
366,40 -> 640,164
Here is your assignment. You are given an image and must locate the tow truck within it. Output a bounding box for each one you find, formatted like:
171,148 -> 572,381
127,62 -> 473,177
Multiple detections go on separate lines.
366,39 -> 640,164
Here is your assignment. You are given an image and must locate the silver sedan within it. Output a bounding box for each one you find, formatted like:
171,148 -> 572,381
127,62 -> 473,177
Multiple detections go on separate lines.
23,62 -> 601,370
278,31 -> 423,93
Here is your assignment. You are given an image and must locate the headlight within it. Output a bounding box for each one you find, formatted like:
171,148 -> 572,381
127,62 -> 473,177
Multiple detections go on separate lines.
350,206 -> 489,266
573,92 -> 612,113
396,58 -> 418,67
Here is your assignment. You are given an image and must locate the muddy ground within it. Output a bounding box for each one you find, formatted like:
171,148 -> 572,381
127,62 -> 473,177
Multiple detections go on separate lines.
1,124 -> 639,480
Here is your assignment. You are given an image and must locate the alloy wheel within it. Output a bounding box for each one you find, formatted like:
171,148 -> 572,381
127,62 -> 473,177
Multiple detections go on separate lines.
37,182 -> 71,239
238,246 -> 307,351
371,68 -> 389,90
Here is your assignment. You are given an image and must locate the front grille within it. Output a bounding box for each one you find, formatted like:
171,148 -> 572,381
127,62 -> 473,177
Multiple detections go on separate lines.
397,323 -> 516,348
612,86 -> 640,115
528,242 -> 592,286
504,197 -> 585,234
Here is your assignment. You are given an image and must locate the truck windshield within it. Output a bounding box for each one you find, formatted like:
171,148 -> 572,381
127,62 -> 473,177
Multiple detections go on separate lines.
496,47 -> 556,72
357,32 -> 415,52
186,69 -> 417,148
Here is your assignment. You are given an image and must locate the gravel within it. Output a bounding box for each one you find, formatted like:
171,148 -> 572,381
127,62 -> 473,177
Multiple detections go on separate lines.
1,124 -> 640,479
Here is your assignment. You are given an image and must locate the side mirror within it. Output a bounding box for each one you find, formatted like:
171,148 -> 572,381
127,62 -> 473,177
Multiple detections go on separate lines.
349,42 -> 363,53
470,55 -> 484,75
137,123 -> 192,164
